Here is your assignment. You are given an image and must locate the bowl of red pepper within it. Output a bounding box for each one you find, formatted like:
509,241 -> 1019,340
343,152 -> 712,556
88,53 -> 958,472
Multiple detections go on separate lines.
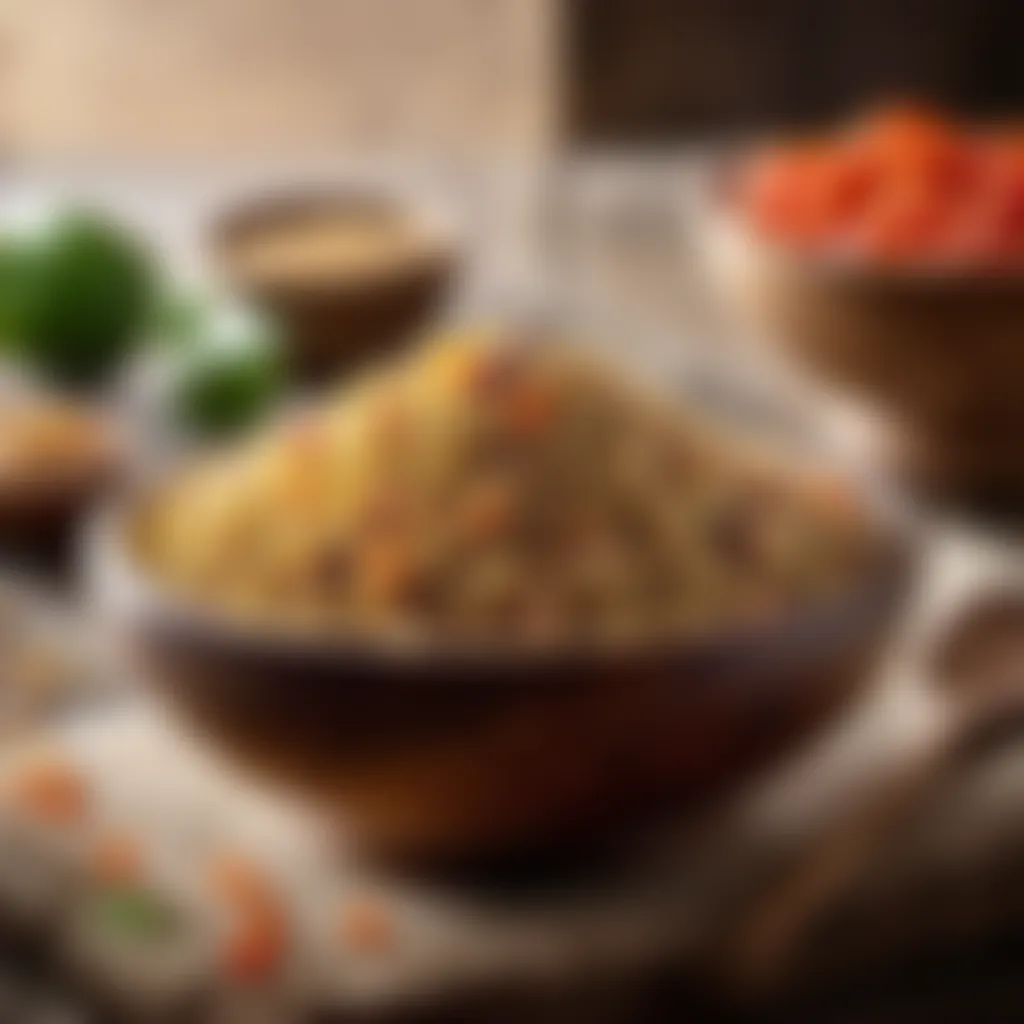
707,103 -> 1024,506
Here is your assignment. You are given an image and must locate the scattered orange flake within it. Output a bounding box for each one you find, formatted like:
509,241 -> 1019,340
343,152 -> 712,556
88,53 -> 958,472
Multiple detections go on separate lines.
211,854 -> 290,984
337,897 -> 396,955
504,385 -> 557,439
209,854 -> 278,915
90,834 -> 145,886
12,761 -> 87,825
221,907 -> 289,984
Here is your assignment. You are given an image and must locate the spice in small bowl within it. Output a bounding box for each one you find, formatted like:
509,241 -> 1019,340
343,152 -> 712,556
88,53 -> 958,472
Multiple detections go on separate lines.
213,188 -> 460,379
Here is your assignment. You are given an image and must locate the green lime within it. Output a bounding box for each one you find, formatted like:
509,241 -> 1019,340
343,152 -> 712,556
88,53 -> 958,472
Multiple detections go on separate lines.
2,208 -> 156,386
170,302 -> 283,437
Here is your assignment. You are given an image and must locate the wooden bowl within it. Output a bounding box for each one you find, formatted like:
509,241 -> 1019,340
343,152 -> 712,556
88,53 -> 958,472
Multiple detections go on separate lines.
705,179 -> 1024,506
89,482 -> 910,868
0,402 -> 123,562
212,187 -> 461,382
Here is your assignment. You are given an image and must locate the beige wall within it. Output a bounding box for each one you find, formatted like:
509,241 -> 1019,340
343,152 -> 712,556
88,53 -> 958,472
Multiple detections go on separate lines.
0,0 -> 555,161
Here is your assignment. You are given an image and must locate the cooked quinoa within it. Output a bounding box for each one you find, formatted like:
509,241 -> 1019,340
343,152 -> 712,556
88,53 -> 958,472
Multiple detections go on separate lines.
138,331 -> 869,647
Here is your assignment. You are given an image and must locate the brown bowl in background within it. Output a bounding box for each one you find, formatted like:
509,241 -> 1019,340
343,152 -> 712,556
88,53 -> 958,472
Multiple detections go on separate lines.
705,176 -> 1024,508
212,187 -> 461,382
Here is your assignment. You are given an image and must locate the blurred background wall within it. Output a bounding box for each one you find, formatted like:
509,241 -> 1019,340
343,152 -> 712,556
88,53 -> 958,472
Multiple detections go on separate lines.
6,0 -> 1024,162
0,0 -> 554,162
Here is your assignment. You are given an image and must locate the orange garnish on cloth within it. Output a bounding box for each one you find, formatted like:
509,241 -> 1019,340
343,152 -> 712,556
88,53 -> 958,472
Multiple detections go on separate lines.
90,834 -> 145,886
337,897 -> 396,955
11,761 -> 87,824
210,854 -> 278,913
210,854 -> 289,984
221,906 -> 289,983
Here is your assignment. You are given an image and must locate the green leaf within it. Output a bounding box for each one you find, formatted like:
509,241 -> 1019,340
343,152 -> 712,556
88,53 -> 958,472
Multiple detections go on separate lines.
88,885 -> 182,945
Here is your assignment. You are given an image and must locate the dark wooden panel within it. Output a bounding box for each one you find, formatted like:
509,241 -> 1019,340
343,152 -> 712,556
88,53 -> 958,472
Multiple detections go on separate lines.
566,0 -> 1024,143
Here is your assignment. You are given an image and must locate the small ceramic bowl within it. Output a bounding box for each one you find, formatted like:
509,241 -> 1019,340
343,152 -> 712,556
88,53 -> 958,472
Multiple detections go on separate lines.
211,186 -> 461,382
705,169 -> 1024,507
89,478 -> 909,868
